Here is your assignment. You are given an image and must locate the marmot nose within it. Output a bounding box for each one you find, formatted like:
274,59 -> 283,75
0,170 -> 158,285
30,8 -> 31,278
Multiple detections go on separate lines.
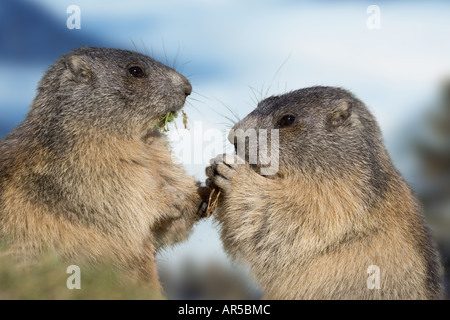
170,70 -> 192,97
184,81 -> 192,97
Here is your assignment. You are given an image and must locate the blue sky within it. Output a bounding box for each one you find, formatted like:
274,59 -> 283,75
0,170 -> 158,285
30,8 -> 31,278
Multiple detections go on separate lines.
4,1 -> 450,138
1,0 -> 450,276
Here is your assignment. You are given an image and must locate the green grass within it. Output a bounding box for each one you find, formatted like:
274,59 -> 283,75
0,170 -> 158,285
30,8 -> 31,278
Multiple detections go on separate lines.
0,245 -> 162,300
155,109 -> 188,132
155,111 -> 178,132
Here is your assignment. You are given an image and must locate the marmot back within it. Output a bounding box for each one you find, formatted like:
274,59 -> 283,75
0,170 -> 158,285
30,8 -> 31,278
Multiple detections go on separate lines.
207,86 -> 443,299
0,47 -> 208,293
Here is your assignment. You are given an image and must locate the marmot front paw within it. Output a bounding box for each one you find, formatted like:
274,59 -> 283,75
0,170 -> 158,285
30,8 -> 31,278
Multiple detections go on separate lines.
205,154 -> 244,193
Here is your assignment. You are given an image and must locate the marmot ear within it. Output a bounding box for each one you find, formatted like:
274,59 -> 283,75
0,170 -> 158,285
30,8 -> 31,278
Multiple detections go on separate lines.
66,56 -> 92,83
327,99 -> 352,128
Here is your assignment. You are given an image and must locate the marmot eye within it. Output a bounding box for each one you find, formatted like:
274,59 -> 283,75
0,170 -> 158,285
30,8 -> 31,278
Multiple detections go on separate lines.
278,114 -> 296,128
128,66 -> 146,78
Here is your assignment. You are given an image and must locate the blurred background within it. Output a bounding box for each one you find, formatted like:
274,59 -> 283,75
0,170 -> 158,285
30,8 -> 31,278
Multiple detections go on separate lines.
0,0 -> 449,299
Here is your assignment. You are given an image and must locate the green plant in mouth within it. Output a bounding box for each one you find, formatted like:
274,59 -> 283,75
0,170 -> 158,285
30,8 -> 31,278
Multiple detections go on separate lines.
155,109 -> 188,132
182,109 -> 188,130
155,111 -> 178,132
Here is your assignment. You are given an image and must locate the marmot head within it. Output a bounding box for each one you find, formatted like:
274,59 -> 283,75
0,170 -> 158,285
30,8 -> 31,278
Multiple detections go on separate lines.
33,47 -> 191,138
229,86 -> 389,179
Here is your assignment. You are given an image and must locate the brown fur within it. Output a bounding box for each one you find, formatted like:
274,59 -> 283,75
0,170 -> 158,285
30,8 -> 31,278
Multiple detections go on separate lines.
207,86 -> 443,299
0,47 -> 209,293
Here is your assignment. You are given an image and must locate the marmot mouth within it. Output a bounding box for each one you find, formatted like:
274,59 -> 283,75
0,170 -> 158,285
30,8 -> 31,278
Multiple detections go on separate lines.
233,147 -> 261,174
154,105 -> 188,133
155,110 -> 178,132
250,163 -> 260,173
233,147 -> 277,178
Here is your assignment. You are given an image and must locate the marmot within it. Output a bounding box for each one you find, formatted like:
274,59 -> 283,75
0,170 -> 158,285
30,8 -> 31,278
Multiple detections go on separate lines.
206,86 -> 443,299
0,47 -> 209,292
